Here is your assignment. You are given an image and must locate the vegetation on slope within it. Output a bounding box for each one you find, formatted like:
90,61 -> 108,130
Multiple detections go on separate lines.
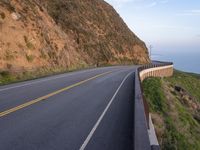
142,70 -> 200,150
39,0 -> 149,64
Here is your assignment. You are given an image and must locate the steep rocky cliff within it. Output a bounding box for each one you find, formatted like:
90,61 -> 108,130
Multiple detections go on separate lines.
0,0 -> 149,73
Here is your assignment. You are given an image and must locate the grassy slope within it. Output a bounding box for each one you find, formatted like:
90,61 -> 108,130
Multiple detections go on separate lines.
0,65 -> 93,85
142,70 -> 200,150
167,70 -> 200,101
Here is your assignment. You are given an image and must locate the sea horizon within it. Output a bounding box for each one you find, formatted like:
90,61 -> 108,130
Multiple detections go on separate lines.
152,50 -> 200,74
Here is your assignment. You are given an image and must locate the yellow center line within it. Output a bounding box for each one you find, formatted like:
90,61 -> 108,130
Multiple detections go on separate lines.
0,71 -> 112,117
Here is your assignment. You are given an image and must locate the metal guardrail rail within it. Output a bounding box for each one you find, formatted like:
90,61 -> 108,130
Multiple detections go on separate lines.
134,61 -> 173,150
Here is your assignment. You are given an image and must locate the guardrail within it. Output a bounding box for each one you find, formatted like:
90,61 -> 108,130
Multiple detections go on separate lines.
134,61 -> 173,150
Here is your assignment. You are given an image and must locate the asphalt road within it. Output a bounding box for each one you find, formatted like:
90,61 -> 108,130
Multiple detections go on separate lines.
0,66 -> 136,150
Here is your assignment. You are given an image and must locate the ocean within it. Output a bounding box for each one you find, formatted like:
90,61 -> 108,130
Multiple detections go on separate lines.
152,51 -> 200,74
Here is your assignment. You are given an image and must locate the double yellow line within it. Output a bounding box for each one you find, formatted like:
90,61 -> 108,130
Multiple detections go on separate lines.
0,71 -> 112,117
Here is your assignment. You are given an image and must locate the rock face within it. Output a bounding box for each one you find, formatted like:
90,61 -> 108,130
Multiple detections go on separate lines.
0,0 -> 150,72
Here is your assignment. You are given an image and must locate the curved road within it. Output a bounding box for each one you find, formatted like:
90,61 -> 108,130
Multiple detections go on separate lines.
0,66 -> 137,150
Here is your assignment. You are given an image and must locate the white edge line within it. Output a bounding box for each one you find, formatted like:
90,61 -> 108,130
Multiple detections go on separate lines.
79,71 -> 134,150
0,76 -> 67,92
0,67 -> 129,92
0,69 -> 100,92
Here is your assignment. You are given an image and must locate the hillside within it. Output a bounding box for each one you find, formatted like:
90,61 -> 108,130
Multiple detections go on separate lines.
0,0 -> 149,81
142,70 -> 200,150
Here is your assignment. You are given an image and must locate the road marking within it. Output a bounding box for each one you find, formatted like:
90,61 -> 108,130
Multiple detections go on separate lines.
0,71 -> 112,117
0,69 -> 96,92
79,71 -> 134,150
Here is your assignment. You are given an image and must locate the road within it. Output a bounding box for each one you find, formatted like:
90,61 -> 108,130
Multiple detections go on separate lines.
0,66 -> 136,150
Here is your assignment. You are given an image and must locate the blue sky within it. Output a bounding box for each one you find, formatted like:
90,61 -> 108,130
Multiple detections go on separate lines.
105,0 -> 200,54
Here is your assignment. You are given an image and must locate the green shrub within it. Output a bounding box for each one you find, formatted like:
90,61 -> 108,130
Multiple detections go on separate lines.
143,78 -> 166,113
26,42 -> 34,49
6,63 -> 12,69
24,35 -> 28,43
26,54 -> 35,62
5,50 -> 14,60
0,12 -> 6,19
0,71 -> 10,77
40,50 -> 47,59
24,36 -> 34,49
0,71 -> 15,85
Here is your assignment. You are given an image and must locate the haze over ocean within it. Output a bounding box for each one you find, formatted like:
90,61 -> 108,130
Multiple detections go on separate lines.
105,0 -> 200,74
152,49 -> 200,74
